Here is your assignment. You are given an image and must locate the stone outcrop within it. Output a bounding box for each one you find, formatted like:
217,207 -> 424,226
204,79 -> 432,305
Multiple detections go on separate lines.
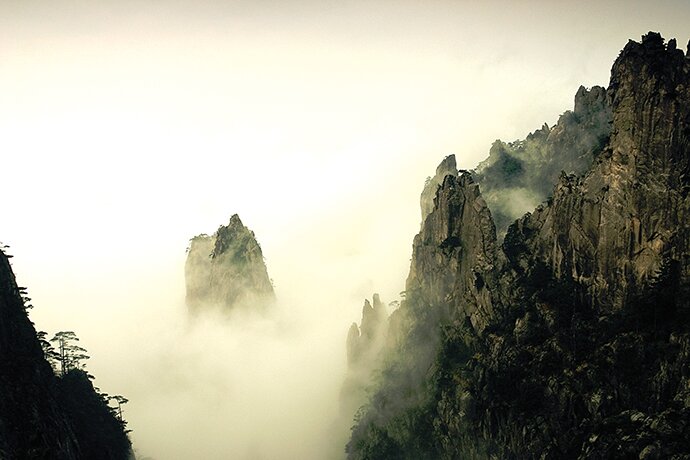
185,214 -> 275,314
408,169 -> 499,334
347,33 -> 690,459
347,162 -> 504,459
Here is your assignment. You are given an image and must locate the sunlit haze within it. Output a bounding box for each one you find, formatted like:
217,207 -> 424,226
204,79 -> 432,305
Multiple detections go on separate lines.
1,1 -> 689,458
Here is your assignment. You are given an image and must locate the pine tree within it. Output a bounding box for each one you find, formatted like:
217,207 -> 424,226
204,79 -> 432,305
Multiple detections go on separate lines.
50,331 -> 90,376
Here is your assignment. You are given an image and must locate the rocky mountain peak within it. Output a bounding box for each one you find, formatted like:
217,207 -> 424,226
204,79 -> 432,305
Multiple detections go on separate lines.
408,168 -> 498,333
504,32 -> 690,310
435,154 -> 457,176
609,31 -> 689,179
340,293 -> 390,432
185,215 -> 274,314
420,154 -> 458,223
360,294 -> 386,341
573,84 -> 607,117
347,33 -> 690,459
473,82 -> 612,237
347,294 -> 388,366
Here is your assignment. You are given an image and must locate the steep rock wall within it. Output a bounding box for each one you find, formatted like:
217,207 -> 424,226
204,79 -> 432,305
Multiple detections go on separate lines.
505,32 -> 690,311
347,33 -> 690,460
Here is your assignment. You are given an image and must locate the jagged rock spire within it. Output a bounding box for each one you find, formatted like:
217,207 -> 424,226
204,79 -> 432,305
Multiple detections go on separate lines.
185,214 -> 275,314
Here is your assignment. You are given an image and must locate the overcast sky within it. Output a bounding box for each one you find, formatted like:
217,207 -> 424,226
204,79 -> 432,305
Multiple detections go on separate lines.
2,1 -> 689,293
1,1 -> 689,458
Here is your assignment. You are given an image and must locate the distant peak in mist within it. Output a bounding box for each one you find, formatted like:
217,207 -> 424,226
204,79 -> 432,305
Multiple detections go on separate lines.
185,214 -> 275,315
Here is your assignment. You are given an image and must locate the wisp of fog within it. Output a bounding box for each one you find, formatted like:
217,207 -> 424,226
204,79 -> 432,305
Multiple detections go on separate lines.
70,204 -> 417,460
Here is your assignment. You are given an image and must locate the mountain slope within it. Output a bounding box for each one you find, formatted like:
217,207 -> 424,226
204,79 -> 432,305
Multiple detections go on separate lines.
0,249 -> 132,459
347,32 -> 690,459
0,249 -> 80,458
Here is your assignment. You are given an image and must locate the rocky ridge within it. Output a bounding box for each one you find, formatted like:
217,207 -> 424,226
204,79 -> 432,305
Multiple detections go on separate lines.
340,294 -> 389,428
473,84 -> 612,237
505,32 -> 690,311
347,33 -> 690,459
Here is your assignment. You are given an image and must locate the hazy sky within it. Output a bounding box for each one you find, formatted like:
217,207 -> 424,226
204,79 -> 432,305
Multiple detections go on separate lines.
1,1 -> 689,458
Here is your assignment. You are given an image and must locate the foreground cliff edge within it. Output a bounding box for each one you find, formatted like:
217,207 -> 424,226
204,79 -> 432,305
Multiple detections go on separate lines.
347,33 -> 690,459
0,248 -> 133,459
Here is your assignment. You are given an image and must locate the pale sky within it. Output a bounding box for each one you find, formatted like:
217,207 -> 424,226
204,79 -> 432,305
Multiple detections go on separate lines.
1,1 -> 689,458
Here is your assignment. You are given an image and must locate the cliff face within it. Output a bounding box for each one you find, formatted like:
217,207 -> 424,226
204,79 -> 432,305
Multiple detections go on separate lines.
408,171 -> 499,334
185,214 -> 275,313
474,84 -> 612,237
347,33 -> 690,459
506,32 -> 690,311
0,250 -> 131,459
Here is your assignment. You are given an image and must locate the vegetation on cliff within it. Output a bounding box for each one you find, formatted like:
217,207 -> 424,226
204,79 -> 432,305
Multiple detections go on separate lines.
0,248 -> 132,459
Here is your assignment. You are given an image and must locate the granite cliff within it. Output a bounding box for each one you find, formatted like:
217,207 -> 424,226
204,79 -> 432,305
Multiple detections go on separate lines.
347,33 -> 690,459
185,214 -> 275,314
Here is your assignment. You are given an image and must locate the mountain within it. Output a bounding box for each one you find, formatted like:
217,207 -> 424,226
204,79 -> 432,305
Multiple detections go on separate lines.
185,214 -> 275,314
0,249 -> 132,459
473,84 -> 612,237
341,295 -> 389,419
347,32 -> 690,459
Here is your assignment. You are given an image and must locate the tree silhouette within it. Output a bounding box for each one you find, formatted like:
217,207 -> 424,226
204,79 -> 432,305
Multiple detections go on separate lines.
17,286 -> 33,310
108,395 -> 129,423
37,331 -> 61,373
50,331 -> 90,376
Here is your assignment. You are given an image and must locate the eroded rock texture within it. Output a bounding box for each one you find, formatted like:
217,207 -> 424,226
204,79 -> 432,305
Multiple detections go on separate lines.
506,31 -> 690,311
